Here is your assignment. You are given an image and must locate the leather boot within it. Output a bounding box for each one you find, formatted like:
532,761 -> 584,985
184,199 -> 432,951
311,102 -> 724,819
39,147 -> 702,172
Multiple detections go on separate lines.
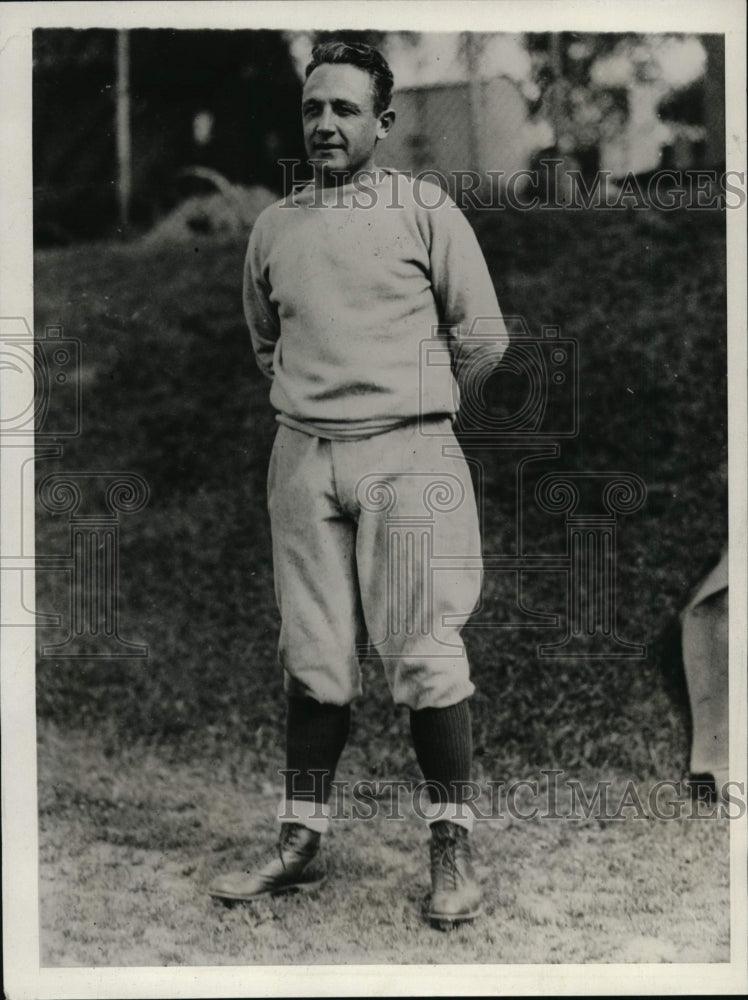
426,820 -> 482,926
208,822 -> 324,902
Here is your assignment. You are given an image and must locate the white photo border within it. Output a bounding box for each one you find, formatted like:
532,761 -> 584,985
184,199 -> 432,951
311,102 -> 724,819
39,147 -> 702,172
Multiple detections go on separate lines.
1,1 -> 746,997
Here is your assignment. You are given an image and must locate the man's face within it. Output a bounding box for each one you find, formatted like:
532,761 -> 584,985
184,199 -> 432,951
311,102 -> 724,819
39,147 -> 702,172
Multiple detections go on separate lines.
302,62 -> 389,180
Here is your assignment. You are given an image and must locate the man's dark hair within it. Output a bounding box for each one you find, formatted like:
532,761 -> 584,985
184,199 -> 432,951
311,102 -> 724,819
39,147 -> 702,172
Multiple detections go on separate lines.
305,41 -> 394,114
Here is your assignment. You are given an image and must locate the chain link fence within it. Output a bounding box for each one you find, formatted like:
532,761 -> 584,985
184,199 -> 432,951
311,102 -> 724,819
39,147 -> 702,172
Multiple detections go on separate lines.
385,77 -> 531,196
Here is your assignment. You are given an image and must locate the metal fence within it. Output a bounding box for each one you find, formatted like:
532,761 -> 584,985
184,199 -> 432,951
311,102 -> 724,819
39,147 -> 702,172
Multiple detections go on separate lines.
384,77 -> 530,194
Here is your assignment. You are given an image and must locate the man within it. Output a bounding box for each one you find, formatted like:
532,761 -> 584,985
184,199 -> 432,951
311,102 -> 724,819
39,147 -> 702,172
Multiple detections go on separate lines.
208,40 -> 507,926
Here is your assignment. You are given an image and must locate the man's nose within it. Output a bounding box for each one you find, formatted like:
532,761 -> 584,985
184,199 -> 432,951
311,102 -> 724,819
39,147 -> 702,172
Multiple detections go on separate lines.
316,108 -> 335,134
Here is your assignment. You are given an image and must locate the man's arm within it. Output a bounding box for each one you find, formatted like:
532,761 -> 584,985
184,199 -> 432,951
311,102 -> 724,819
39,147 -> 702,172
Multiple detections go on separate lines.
423,189 -> 509,389
243,220 -> 280,380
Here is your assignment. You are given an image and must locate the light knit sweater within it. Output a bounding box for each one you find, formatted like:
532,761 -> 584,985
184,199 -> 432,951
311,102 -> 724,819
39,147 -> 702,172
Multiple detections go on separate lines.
243,168 -> 507,438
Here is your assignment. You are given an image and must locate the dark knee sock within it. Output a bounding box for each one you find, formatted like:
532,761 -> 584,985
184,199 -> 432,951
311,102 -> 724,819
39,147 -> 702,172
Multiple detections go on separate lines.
285,696 -> 351,805
409,699 -> 472,805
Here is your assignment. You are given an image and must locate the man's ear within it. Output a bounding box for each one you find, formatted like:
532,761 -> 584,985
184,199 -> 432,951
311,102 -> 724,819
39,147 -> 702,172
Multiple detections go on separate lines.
376,108 -> 396,140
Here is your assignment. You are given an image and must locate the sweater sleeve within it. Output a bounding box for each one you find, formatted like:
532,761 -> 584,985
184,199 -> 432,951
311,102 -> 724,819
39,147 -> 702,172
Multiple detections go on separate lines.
243,215 -> 280,381
420,186 -> 509,386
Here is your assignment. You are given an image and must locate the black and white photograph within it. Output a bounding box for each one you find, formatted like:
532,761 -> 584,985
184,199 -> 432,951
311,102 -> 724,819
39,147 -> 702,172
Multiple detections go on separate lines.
1,1 -> 746,996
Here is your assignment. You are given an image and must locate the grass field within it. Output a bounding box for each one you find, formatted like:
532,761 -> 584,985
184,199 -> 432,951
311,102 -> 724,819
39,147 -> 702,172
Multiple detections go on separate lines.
33,203 -> 729,965
38,722 -> 731,966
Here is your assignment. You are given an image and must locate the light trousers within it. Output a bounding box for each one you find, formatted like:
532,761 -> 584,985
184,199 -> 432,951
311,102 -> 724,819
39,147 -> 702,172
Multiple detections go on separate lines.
267,418 -> 483,710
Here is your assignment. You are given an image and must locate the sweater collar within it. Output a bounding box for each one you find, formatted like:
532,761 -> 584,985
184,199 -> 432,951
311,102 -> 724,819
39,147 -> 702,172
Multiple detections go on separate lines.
288,167 -> 397,208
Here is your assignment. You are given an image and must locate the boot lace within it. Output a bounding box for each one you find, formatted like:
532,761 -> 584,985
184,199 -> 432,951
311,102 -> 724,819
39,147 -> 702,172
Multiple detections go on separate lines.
432,828 -> 463,888
277,822 -> 318,870
278,823 -> 302,867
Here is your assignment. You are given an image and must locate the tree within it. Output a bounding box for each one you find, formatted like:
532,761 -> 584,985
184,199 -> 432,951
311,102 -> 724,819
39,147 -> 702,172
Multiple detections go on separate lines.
33,28 -> 304,241
525,32 -> 711,177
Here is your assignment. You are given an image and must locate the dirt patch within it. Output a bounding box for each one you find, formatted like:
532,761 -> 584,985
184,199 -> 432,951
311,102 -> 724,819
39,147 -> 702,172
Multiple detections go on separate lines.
38,723 -> 730,967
